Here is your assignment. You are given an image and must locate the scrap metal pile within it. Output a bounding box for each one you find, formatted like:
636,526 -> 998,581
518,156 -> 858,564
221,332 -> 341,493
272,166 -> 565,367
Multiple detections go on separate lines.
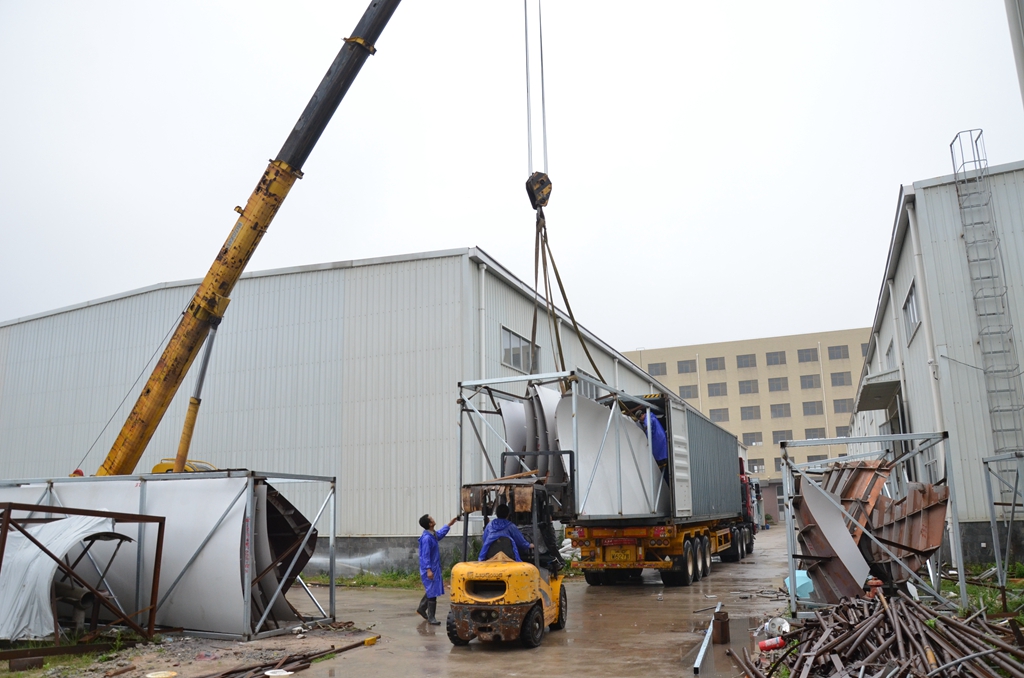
794,461 -> 949,603
743,594 -> 1024,678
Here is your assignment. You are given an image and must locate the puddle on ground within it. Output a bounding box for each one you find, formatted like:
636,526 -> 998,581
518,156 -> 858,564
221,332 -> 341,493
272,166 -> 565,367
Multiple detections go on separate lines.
681,616 -> 764,677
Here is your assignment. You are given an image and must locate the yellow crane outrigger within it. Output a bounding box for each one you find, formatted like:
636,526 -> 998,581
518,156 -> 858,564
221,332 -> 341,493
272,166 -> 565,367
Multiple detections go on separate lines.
97,0 -> 402,476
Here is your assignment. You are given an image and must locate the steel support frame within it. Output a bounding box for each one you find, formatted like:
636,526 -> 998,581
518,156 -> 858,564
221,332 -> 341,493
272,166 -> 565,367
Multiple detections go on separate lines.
0,502 -> 165,640
779,432 -> 968,618
981,452 -> 1024,599
0,470 -> 335,641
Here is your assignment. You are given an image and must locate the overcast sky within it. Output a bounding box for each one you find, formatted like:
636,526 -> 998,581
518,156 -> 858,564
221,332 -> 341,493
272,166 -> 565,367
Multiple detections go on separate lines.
2,1 -> 1024,353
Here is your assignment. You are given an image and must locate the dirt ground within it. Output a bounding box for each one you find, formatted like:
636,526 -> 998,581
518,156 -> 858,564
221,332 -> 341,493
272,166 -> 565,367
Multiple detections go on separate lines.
67,526 -> 791,678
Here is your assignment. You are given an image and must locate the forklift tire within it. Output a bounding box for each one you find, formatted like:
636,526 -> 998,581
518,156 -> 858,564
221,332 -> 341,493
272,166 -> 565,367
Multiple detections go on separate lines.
700,535 -> 712,578
550,585 -> 568,630
584,571 -> 603,586
446,611 -> 471,646
521,604 -> 545,648
692,539 -> 704,582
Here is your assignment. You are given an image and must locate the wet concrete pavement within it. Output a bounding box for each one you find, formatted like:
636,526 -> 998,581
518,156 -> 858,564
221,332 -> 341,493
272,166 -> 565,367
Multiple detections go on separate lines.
293,526 -> 791,678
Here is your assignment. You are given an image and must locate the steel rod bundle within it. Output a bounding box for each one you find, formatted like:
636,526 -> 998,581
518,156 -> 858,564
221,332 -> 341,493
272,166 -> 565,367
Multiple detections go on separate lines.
739,595 -> 1024,678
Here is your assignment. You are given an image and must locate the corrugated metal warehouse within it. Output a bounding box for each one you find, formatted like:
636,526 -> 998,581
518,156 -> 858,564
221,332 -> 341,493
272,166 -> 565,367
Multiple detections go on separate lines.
0,247 -> 665,569
852,154 -> 1024,562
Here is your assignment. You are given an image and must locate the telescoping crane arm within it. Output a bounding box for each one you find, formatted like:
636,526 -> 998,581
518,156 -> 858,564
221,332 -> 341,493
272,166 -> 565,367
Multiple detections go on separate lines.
97,0 -> 402,476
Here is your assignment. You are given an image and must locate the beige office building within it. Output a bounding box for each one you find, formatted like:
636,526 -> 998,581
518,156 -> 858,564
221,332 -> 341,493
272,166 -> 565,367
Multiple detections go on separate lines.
623,328 -> 870,522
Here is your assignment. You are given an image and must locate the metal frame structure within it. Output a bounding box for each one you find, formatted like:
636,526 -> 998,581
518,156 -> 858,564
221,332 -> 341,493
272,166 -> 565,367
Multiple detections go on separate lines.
456,370 -> 664,556
0,502 -> 165,641
0,470 -> 336,641
982,451 -> 1024,611
779,432 -> 968,618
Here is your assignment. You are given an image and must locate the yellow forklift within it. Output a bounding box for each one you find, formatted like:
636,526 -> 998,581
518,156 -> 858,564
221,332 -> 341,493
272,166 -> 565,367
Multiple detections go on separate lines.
447,477 -> 569,647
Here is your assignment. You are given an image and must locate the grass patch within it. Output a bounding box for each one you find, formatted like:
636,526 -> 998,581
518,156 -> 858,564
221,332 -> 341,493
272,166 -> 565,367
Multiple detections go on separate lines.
941,575 -> 1024,623
312,652 -> 337,663
0,652 -> 108,677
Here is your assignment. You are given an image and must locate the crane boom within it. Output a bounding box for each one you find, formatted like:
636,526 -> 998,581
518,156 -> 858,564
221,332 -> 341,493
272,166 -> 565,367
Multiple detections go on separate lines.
97,0 -> 402,476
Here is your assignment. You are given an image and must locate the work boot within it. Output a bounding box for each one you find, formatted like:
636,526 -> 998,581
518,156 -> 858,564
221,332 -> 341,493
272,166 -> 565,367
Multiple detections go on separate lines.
416,595 -> 428,620
427,599 -> 440,625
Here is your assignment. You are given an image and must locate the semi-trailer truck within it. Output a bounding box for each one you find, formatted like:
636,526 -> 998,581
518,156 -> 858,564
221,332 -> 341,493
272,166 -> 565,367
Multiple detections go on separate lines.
456,370 -> 761,588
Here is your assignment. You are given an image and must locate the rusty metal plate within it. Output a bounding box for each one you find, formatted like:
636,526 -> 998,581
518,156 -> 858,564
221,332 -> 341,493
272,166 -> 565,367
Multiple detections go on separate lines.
820,461 -> 891,545
868,482 -> 948,582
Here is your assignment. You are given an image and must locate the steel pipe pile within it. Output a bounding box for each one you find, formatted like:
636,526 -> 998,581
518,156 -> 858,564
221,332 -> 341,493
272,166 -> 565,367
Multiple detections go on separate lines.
740,595 -> 1024,678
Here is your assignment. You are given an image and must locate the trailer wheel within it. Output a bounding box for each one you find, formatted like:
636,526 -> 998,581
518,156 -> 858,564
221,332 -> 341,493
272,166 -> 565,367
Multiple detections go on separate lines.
584,570 -> 603,586
721,529 -> 740,563
692,539 -> 704,582
550,584 -> 568,630
681,540 -> 695,586
738,530 -> 747,559
746,527 -> 755,554
700,535 -> 712,577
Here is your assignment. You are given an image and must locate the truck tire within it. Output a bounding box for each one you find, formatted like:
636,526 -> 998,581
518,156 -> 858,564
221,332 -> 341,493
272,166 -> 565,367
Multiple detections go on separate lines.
746,527 -> 755,554
720,529 -> 740,563
584,570 -> 603,586
700,535 -> 712,578
550,585 -> 568,630
521,604 -> 545,648
692,539 -> 704,582
681,540 -> 696,586
738,530 -> 747,559
447,611 -> 471,646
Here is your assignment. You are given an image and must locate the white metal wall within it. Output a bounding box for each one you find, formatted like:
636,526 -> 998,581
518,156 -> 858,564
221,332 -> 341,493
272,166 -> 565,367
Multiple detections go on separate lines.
0,248 -> 649,537
853,162 -> 1024,523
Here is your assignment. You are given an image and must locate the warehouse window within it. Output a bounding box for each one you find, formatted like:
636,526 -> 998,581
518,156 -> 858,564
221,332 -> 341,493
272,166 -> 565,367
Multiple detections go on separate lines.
803,401 -> 824,416
885,342 -> 896,370
736,354 -> 757,368
773,430 -> 793,445
836,426 -> 851,437
502,327 -> 538,373
678,359 -> 696,374
766,351 -> 786,366
768,377 -> 789,392
648,362 -> 667,376
800,374 -> 821,389
798,348 -> 818,363
679,384 -> 699,399
805,427 -> 826,440
775,458 -> 784,472
807,454 -> 828,463
748,458 -> 765,473
709,408 -> 729,422
739,379 -> 759,394
707,382 -> 727,397
770,403 -> 791,418
904,283 -> 920,342
828,345 -> 850,360
741,406 -> 761,420
834,398 -> 855,414
831,371 -> 852,387
862,342 -> 869,357
706,356 -> 726,371
743,432 -> 763,446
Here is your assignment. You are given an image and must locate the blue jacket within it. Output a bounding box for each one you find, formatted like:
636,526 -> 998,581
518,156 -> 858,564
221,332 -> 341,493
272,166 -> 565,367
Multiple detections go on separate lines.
479,518 -> 532,562
638,412 -> 668,465
418,525 -> 450,598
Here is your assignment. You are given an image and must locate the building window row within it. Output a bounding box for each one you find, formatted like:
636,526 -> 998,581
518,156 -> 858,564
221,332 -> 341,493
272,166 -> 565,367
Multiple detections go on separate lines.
741,426 -> 850,455
677,373 -> 854,402
671,345 -> 856,378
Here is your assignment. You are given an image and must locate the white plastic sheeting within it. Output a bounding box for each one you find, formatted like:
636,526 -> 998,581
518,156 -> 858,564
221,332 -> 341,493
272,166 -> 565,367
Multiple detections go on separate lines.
0,515 -> 114,640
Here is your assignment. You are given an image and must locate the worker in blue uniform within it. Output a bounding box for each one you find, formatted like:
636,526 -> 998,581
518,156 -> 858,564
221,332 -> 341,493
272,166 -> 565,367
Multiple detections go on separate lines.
478,504 -> 533,561
636,408 -> 669,483
417,513 -> 458,625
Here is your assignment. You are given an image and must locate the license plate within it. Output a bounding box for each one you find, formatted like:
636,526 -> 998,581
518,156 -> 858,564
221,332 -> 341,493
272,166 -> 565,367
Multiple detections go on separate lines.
606,546 -> 634,562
